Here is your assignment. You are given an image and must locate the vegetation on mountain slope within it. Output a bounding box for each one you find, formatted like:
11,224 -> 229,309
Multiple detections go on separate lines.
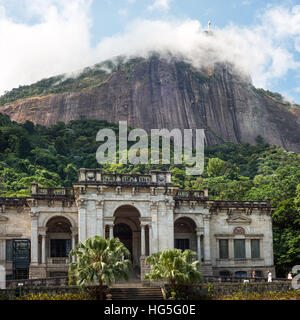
0,113 -> 299,277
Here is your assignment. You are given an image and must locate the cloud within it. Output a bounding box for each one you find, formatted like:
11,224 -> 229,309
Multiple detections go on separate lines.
0,0 -> 94,95
0,1 -> 300,97
118,8 -> 128,16
148,0 -> 171,11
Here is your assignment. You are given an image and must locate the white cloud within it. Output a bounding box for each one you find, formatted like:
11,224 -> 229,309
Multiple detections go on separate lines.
118,8 -> 128,16
148,0 -> 171,11
294,87 -> 300,93
0,0 -> 94,95
0,1 -> 300,96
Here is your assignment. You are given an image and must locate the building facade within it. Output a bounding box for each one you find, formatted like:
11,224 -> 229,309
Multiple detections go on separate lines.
0,169 -> 275,283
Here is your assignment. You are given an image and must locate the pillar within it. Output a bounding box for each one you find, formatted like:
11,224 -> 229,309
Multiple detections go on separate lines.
0,265 -> 5,289
197,233 -> 202,261
41,234 -> 46,265
78,200 -> 87,242
109,224 -> 114,240
141,225 -> 146,256
150,202 -> 158,253
95,201 -> 104,237
148,225 -> 152,256
0,239 -> 5,261
203,215 -> 211,264
71,232 -> 77,263
30,211 -> 39,265
246,238 -> 251,259
229,238 -> 234,259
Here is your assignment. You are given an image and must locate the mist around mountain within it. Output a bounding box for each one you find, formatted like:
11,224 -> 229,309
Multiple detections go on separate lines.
0,55 -> 299,154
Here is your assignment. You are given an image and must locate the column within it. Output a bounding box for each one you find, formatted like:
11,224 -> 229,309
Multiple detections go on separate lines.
41,233 -> 46,264
203,215 -> 211,264
141,225 -> 146,256
78,200 -> 87,243
246,238 -> 251,259
95,201 -> 104,237
229,238 -> 234,259
150,202 -> 158,253
30,211 -> 39,265
148,225 -> 152,256
197,233 -> 202,261
109,224 -> 114,239
0,239 -> 5,262
71,232 -> 77,263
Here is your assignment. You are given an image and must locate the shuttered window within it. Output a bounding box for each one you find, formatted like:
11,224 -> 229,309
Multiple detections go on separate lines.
219,239 -> 229,259
234,239 -> 245,259
251,239 -> 260,258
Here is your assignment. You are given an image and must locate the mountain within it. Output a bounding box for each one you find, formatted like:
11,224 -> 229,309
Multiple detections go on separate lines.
0,55 -> 299,152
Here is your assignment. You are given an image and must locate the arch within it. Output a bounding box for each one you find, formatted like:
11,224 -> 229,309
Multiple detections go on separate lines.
114,204 -> 141,218
46,216 -> 72,259
46,216 -> 72,233
112,204 -> 142,271
174,214 -> 199,228
174,217 -> 197,252
42,213 -> 76,229
113,217 -> 138,232
174,217 -> 197,233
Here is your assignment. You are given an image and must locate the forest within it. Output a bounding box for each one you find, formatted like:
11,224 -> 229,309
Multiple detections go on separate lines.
0,113 -> 299,277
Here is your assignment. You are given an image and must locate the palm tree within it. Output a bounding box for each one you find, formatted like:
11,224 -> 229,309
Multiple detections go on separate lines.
145,249 -> 202,296
69,236 -> 131,299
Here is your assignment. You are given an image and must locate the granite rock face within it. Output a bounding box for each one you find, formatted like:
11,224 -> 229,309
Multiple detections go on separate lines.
1,57 -> 299,151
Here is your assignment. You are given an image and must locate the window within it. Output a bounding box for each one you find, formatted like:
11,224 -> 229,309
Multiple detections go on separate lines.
219,239 -> 229,259
174,239 -> 190,251
235,271 -> 247,279
50,239 -> 71,258
234,239 -> 245,259
255,270 -> 263,278
5,239 -> 13,261
251,239 -> 260,258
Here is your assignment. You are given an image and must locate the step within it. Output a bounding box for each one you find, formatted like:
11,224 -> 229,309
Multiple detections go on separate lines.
109,287 -> 164,300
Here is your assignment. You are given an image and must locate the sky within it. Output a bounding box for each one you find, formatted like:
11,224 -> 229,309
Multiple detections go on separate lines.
0,0 -> 300,103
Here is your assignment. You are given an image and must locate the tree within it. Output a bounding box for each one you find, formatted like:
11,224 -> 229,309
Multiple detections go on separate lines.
145,249 -> 202,297
68,236 -> 131,300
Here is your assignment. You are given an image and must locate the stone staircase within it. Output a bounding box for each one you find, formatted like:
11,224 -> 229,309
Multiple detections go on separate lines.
109,286 -> 164,300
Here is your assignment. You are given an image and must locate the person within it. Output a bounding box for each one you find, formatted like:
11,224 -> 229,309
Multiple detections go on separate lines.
287,272 -> 293,281
267,270 -> 272,283
252,270 -> 256,281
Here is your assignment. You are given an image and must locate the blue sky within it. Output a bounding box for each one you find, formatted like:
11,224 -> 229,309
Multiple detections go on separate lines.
0,0 -> 300,103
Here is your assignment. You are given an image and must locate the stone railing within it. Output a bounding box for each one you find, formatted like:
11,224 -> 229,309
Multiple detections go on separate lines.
77,169 -> 172,186
101,173 -> 152,185
47,258 -> 70,265
163,281 -> 293,299
202,276 -> 289,283
31,184 -> 74,199
6,276 -> 69,289
174,189 -> 207,200
0,197 -> 27,206
212,200 -> 272,209
0,284 -> 107,300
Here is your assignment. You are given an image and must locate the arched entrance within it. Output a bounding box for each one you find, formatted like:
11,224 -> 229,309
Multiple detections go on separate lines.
113,205 -> 142,273
174,217 -> 197,252
113,223 -> 133,259
45,217 -> 72,260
